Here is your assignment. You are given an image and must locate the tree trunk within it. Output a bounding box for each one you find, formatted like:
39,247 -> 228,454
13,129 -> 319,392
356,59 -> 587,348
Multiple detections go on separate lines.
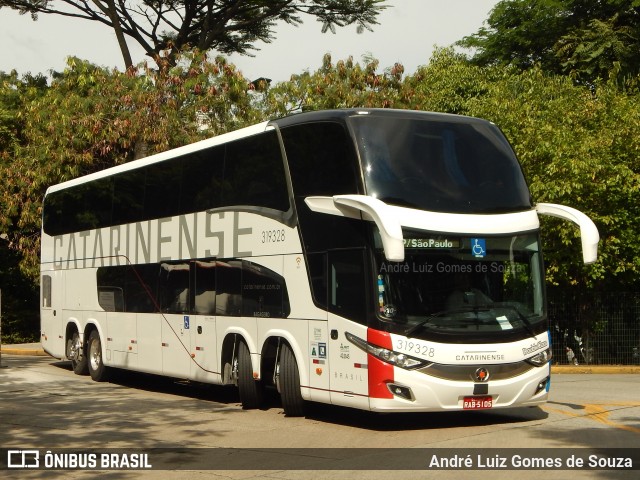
93,0 -> 134,69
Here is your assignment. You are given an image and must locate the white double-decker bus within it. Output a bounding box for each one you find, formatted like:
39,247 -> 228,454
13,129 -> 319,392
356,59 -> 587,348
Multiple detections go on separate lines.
40,109 -> 598,416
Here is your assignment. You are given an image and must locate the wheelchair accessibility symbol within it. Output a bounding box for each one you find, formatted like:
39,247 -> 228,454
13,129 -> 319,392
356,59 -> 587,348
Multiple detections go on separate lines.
471,238 -> 486,258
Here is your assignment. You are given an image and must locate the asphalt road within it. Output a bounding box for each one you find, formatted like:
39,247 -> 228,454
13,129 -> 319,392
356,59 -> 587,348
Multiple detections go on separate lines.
0,354 -> 638,479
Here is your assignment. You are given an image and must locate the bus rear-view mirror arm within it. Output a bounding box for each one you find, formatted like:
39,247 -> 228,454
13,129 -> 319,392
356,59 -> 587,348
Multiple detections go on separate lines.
535,203 -> 600,264
305,195 -> 405,262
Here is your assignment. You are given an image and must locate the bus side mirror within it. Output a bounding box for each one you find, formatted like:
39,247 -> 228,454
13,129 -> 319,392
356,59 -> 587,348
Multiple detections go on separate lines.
305,195 -> 405,262
535,203 -> 600,264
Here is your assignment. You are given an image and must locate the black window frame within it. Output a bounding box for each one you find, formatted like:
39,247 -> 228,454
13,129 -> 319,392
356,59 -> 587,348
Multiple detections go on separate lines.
96,257 -> 290,318
43,130 -> 292,236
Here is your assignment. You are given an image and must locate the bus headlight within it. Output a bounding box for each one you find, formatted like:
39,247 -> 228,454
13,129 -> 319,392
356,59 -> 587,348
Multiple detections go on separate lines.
345,332 -> 429,370
526,348 -> 553,367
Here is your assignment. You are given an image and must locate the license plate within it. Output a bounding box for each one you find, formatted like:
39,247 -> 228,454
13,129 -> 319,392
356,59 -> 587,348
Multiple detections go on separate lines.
463,396 -> 493,410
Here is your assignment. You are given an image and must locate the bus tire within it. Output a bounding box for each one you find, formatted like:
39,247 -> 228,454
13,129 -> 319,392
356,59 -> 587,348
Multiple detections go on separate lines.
87,330 -> 109,382
66,331 -> 88,375
279,343 -> 305,417
237,341 -> 263,409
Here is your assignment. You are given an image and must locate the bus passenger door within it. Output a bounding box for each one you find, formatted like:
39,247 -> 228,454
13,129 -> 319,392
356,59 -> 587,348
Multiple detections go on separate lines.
288,252 -> 329,403
161,313 -> 192,378
326,250 -> 369,409
190,259 -> 218,382
41,271 -> 64,358
158,262 -> 192,379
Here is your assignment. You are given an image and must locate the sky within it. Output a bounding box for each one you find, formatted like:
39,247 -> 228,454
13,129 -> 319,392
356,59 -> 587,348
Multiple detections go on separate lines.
0,1 -> 500,83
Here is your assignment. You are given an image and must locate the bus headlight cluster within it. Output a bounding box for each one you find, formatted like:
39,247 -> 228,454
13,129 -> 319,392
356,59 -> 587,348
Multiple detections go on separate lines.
345,332 -> 429,370
526,348 -> 553,367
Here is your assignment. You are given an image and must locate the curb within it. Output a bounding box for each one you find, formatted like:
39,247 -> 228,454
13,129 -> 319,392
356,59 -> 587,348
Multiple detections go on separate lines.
0,347 -> 49,357
551,365 -> 640,374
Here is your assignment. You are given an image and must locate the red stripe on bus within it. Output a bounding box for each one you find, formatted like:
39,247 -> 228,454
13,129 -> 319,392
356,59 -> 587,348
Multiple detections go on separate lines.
367,329 -> 394,399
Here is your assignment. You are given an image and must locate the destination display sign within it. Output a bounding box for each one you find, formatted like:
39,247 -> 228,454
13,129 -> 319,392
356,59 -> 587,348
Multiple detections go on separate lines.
403,238 -> 460,249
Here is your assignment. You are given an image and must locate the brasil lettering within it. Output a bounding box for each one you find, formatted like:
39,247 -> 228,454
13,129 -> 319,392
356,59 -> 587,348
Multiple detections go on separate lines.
47,211 -> 254,269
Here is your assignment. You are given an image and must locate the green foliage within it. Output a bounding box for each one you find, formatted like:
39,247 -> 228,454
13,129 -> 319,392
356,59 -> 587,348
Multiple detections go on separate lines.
0,71 -> 48,343
460,67 -> 640,291
0,51 -> 266,280
459,0 -> 569,70
555,15 -> 638,83
265,53 -> 404,114
459,0 -> 640,84
397,49 -> 503,113
0,244 -> 39,343
0,70 -> 48,160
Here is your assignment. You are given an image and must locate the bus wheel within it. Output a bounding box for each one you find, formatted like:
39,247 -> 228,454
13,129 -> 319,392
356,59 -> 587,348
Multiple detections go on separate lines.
66,331 -> 88,375
87,330 -> 109,382
279,343 -> 305,417
237,341 -> 263,409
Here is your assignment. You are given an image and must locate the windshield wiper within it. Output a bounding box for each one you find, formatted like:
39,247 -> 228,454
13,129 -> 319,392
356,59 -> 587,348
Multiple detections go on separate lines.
404,307 -> 490,337
404,304 -> 541,339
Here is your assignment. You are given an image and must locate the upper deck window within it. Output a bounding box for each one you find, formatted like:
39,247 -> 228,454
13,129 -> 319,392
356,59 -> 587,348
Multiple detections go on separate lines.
350,115 -> 532,213
43,130 -> 289,236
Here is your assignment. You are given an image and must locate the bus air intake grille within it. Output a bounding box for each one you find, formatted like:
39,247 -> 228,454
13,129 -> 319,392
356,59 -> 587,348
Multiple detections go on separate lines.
416,362 -> 534,382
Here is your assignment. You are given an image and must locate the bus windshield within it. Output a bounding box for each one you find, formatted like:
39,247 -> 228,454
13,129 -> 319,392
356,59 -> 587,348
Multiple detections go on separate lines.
350,114 -> 532,213
374,232 -> 545,340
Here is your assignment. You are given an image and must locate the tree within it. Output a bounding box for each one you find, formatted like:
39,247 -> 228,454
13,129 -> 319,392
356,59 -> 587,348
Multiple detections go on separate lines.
0,52 -> 266,279
0,0 -> 387,68
265,53 -> 404,115
554,14 -> 639,82
458,0 -> 640,83
0,52 -> 270,341
0,71 -> 47,157
0,71 -> 47,342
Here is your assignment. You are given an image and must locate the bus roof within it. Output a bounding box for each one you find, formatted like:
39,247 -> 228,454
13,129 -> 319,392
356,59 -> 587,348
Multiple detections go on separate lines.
44,109 -> 497,196
270,108 -> 495,128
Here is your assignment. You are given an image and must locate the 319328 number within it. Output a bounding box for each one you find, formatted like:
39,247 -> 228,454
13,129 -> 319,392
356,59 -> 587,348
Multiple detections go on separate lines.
395,339 -> 436,358
261,229 -> 285,243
